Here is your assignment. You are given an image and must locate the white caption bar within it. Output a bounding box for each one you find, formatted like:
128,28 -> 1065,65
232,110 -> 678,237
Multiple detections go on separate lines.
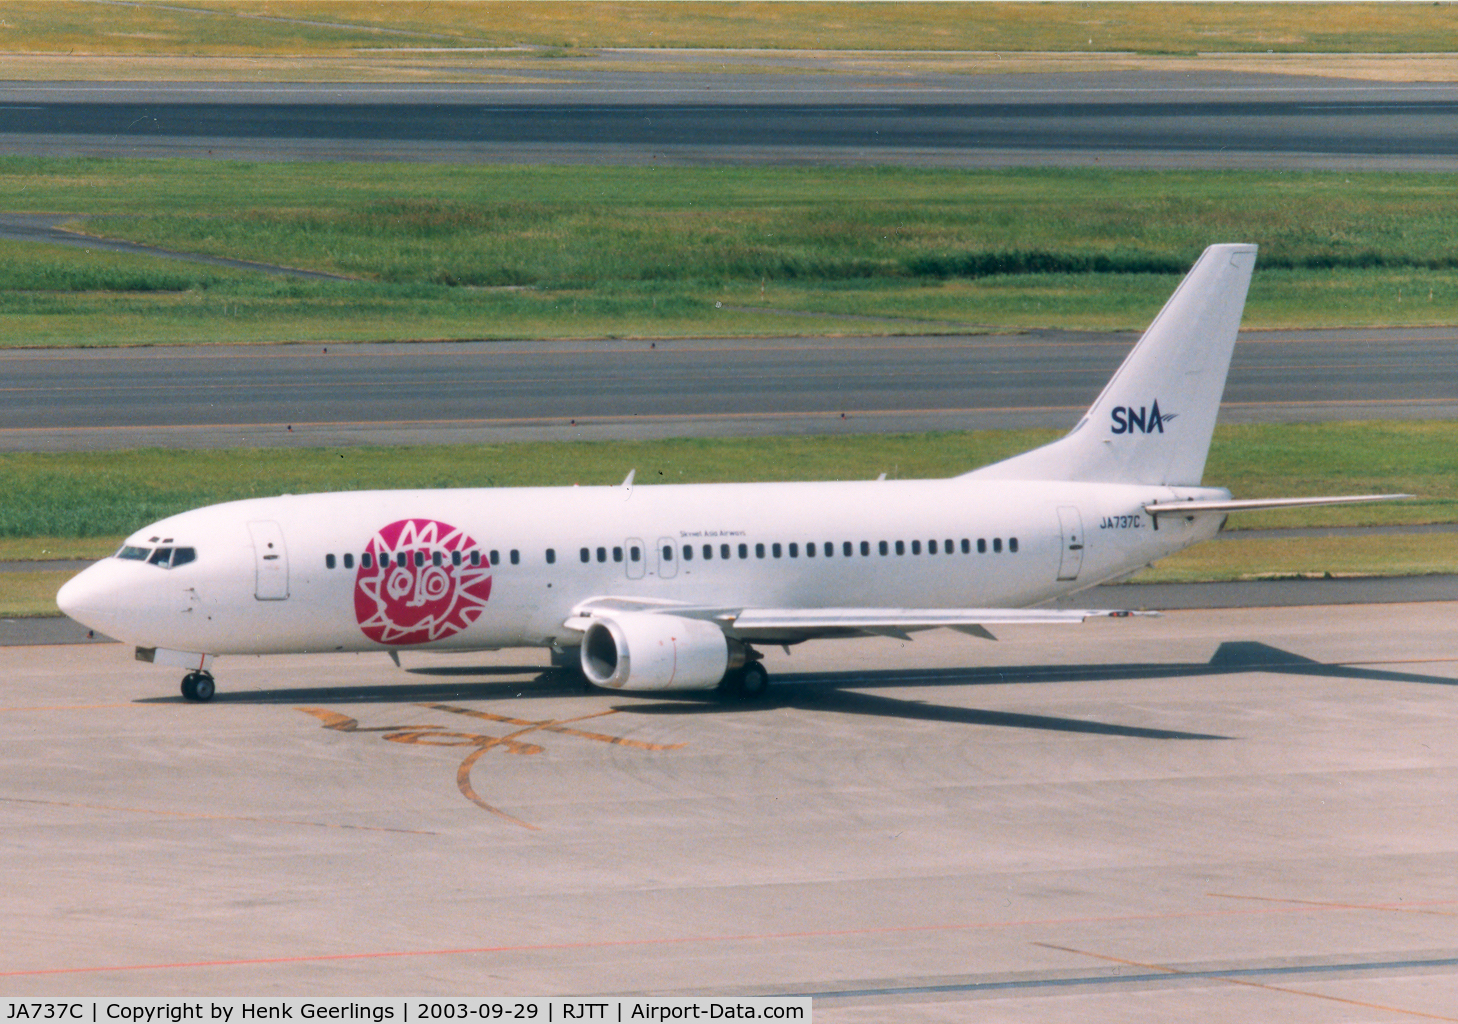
3,1000 -> 811,1024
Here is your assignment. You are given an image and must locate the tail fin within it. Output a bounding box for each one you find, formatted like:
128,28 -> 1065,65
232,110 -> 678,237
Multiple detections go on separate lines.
966,243 -> 1257,486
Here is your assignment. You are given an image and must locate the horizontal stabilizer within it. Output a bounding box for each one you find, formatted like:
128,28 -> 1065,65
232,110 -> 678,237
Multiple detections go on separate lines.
1145,494 -> 1412,518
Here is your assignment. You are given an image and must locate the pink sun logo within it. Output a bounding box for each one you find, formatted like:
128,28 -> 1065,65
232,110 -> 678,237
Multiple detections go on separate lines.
354,519 -> 492,646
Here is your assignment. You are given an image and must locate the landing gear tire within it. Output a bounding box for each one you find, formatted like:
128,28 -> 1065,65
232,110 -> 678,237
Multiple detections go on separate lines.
722,660 -> 769,700
181,671 -> 216,702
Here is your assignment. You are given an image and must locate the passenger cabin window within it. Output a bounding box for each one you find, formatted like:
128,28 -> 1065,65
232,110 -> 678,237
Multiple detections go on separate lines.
432,552 -> 443,566
789,543 -> 799,558
977,539 -> 987,554
614,547 -> 624,563
702,544 -> 712,560
682,545 -> 692,561
662,545 -> 674,562
344,553 -> 354,569
597,547 -> 608,563
1010,537 -> 1019,553
451,551 -> 461,566
755,543 -> 765,559
325,554 -> 336,569
414,552 -> 425,567
509,550 -> 519,565
546,548 -> 556,564
629,546 -> 641,562
879,541 -> 889,556
772,543 -> 782,558
806,543 -> 816,558
738,544 -> 748,559
928,540 -> 937,555
720,544 -> 730,559
362,553 -> 373,569
580,547 -> 590,563
911,540 -> 921,555
993,538 -> 1003,553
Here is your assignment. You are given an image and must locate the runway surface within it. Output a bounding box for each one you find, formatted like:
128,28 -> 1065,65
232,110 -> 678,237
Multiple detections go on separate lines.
4,602 -> 1457,1018
3,71 -> 1457,169
3,328 -> 1454,450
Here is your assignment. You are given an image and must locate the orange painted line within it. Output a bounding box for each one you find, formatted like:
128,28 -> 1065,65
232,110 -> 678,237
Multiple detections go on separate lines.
1209,892 -> 1458,917
1034,941 -> 1458,1021
0,796 -> 438,836
0,704 -> 139,712
425,703 -> 687,752
8,900 -> 1458,979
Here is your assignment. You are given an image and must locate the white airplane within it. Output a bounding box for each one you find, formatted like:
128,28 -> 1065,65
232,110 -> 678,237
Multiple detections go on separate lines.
58,244 -> 1405,702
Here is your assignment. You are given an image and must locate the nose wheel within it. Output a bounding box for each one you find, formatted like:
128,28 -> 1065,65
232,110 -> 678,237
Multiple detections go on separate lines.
181,671 -> 216,702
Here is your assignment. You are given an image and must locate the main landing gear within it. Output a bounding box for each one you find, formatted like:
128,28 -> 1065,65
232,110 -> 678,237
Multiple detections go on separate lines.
721,659 -> 769,700
181,671 -> 216,702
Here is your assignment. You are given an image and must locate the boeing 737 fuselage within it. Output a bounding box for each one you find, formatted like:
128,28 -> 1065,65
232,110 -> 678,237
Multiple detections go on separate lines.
56,245 -> 1405,701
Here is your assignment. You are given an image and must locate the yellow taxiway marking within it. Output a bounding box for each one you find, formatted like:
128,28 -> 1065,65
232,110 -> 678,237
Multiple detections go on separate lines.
298,703 -> 684,830
0,795 -> 437,835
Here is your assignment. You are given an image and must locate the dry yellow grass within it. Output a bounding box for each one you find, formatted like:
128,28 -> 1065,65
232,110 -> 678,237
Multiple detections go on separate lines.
0,537 -> 120,561
1,2 -> 1453,67
1135,534 -> 1458,584
0,570 -> 79,618
2,50 -> 1453,85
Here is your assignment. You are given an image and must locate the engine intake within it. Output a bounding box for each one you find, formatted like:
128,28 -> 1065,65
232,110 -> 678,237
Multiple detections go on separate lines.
580,611 -> 744,691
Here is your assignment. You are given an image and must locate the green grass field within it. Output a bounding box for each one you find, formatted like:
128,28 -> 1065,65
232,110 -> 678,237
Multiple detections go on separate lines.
1,422 -> 1452,542
5,162 -> 1458,346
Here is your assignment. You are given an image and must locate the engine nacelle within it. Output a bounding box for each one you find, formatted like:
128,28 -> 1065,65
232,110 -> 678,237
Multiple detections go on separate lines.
579,612 -> 743,691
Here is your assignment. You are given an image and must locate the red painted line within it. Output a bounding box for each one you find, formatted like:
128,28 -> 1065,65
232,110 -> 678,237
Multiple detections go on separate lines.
7,899 -> 1458,978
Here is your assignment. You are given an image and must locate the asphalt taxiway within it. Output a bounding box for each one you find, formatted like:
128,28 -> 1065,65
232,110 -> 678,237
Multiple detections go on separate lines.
3,71 -> 1457,169
4,328 -> 1455,451
3,602 -> 1457,1017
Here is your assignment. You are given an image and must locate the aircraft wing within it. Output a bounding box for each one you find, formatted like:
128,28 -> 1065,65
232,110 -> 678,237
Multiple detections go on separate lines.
1144,493 -> 1411,518
566,598 -> 1152,644
725,607 -> 1150,642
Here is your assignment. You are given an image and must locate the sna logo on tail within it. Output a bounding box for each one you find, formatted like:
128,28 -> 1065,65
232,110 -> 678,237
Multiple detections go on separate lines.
355,519 -> 492,646
1110,400 -> 1178,435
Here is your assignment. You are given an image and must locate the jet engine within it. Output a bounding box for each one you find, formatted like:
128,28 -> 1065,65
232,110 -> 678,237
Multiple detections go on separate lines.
579,611 -> 745,691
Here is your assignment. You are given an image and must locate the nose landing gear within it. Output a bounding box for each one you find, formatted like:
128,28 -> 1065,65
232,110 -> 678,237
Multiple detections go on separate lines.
181,671 -> 216,702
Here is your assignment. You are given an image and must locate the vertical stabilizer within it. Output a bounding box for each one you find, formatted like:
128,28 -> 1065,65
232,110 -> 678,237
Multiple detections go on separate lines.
966,243 -> 1257,485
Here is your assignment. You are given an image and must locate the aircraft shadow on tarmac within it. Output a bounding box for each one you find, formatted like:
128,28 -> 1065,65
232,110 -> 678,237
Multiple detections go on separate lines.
134,642 -> 1457,741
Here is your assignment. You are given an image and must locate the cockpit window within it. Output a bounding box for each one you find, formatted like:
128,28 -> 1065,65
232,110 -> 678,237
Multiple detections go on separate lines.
120,545 -> 196,568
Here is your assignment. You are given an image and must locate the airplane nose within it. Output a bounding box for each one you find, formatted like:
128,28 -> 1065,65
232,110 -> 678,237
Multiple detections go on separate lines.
56,561 -> 128,635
